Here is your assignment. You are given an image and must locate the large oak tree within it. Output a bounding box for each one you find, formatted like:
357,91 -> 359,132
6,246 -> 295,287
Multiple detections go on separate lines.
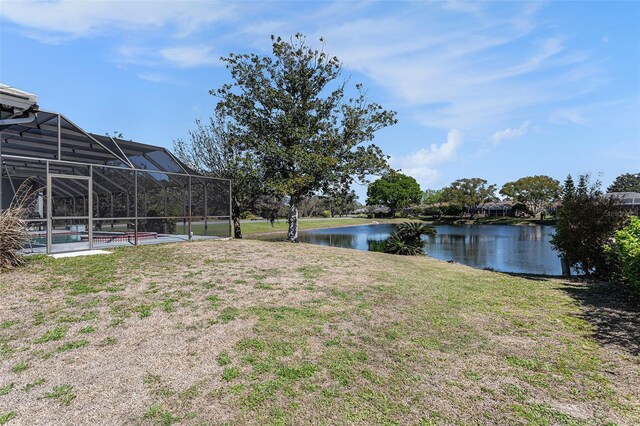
366,171 -> 422,216
214,34 -> 397,241
441,178 -> 497,217
500,175 -> 560,215
607,173 -> 640,193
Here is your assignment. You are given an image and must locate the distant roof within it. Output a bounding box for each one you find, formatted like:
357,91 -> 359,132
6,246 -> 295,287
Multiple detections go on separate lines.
606,192 -> 640,197
606,192 -> 640,206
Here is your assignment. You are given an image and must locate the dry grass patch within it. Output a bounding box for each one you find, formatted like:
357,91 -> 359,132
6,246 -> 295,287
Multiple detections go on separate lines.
0,238 -> 638,424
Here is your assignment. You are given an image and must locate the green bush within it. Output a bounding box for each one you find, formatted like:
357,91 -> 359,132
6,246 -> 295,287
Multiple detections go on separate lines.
614,216 -> 640,292
423,206 -> 443,218
443,204 -> 463,217
321,210 -> 331,218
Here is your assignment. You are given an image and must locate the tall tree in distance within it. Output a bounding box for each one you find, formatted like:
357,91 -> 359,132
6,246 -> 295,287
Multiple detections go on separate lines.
215,34 -> 397,242
607,173 -> 640,193
441,178 -> 497,217
173,113 -> 263,238
561,174 -> 575,201
366,171 -> 422,216
500,175 -> 560,216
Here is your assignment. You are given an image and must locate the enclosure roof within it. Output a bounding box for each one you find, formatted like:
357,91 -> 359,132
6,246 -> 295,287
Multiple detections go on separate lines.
1,107 -> 201,178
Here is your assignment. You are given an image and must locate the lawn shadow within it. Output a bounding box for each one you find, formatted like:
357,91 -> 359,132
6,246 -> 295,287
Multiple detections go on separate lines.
506,273 -> 640,356
559,281 -> 640,356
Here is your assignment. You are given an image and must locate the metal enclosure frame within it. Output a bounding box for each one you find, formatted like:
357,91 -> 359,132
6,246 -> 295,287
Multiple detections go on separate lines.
1,108 -> 232,254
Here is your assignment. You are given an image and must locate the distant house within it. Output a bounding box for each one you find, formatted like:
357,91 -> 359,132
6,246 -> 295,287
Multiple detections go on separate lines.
606,192 -> 640,213
479,201 -> 513,217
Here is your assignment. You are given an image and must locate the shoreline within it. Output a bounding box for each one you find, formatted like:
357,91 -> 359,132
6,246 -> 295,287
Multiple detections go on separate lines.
245,219 -> 399,238
245,217 -> 556,238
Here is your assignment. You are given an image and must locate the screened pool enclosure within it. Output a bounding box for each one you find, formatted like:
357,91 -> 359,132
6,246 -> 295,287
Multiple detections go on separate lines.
1,85 -> 231,254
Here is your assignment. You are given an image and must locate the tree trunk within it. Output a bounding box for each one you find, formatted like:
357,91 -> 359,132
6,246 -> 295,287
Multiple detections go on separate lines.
286,202 -> 299,242
233,215 -> 242,239
232,198 -> 242,239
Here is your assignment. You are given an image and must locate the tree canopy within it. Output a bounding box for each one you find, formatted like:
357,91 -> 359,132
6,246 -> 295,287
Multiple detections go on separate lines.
607,173 -> 640,193
366,171 -> 422,215
173,113 -> 262,238
441,178 -> 496,216
500,175 -> 560,215
422,189 -> 443,205
214,33 -> 397,241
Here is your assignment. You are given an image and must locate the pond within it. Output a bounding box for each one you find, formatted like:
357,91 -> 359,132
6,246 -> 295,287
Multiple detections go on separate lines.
260,223 -> 562,275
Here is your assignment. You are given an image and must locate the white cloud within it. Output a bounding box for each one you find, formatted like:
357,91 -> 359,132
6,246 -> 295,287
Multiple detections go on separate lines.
160,46 -> 218,68
137,72 -> 168,83
549,109 -> 588,126
1,1 -> 612,137
233,1 -> 598,135
492,121 -> 531,146
0,0 -> 235,40
113,44 -> 218,69
390,129 -> 462,187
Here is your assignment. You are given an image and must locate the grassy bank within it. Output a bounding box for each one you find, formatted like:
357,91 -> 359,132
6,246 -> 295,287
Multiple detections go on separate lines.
1,240 -> 638,424
240,217 -> 406,236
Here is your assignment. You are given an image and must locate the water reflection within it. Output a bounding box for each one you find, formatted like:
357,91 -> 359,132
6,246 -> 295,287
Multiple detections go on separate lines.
300,232 -> 356,249
261,223 -> 562,275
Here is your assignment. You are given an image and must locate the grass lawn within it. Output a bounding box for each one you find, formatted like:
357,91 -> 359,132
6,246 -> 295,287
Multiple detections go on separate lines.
175,217 -> 407,238
240,217 -> 407,236
1,239 -> 638,424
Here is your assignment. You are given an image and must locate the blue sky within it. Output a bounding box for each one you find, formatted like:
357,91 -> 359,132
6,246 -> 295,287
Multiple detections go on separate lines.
1,1 -> 638,200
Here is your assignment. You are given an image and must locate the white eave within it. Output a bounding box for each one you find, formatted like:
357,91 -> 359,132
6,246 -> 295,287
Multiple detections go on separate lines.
0,84 -> 39,112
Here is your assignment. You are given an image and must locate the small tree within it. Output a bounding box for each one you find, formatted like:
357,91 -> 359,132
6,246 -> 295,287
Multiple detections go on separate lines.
441,178 -> 496,217
366,171 -> 422,216
215,34 -> 397,241
551,174 -> 628,276
500,175 -> 560,216
174,114 -> 263,238
607,173 -> 640,193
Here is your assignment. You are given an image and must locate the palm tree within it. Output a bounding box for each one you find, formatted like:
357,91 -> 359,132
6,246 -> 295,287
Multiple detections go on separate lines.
384,222 -> 436,256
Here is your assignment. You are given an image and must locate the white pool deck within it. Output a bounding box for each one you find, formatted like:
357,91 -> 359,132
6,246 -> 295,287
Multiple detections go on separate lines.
23,234 -> 228,255
50,250 -> 112,259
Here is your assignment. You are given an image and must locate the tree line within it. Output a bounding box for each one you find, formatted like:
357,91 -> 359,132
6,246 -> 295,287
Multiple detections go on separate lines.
366,172 -> 640,219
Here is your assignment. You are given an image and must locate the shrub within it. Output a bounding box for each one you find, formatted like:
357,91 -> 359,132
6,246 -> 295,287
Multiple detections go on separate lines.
614,216 -> 640,292
321,210 -> 331,218
443,204 -> 463,217
0,180 -> 38,270
423,206 -> 443,218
